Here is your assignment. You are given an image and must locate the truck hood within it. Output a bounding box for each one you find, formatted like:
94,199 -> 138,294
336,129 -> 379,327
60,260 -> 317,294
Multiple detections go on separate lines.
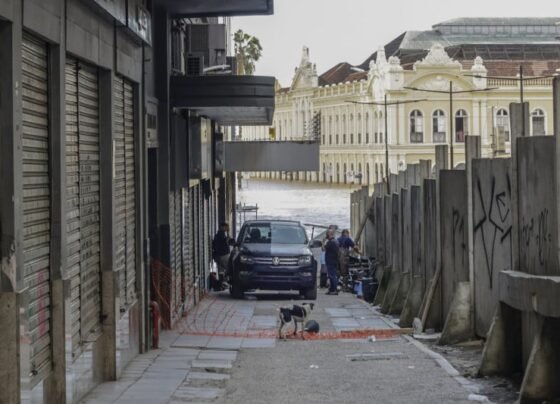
240,244 -> 311,257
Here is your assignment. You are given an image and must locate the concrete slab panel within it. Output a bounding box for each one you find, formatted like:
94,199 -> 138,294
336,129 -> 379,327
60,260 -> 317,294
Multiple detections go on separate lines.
440,170 -> 468,322
206,337 -> 243,350
472,158 -> 512,338
172,335 -> 211,349
516,136 -> 559,275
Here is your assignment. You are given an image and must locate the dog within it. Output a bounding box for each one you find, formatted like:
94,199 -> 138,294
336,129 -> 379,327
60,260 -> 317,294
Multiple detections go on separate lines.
278,303 -> 314,339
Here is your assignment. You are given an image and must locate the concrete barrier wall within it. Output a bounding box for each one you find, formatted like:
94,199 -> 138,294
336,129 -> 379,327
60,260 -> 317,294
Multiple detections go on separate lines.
472,158 -> 513,337
439,170 -> 468,322
516,136 -> 559,276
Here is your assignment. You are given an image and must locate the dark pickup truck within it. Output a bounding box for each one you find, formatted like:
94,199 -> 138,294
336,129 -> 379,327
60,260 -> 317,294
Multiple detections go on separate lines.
228,220 -> 319,299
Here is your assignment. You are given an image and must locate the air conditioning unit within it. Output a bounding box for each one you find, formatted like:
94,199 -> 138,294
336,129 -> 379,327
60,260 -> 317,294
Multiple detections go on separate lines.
186,54 -> 204,76
187,24 -> 227,68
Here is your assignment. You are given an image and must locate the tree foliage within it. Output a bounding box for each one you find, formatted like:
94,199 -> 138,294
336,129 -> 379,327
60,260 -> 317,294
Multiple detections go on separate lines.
233,29 -> 263,75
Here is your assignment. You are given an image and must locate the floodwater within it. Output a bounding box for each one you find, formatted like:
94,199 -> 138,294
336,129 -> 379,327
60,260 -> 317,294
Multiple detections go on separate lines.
236,179 -> 359,235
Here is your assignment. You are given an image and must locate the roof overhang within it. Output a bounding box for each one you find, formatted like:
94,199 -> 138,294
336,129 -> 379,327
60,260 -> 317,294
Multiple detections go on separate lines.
171,75 -> 275,126
161,0 -> 273,17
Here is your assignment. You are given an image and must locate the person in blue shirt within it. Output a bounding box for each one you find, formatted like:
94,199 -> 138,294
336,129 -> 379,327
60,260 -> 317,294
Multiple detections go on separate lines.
337,229 -> 359,277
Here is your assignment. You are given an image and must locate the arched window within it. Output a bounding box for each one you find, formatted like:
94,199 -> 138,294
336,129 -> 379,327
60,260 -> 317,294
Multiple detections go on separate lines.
495,108 -> 510,141
374,132 -> 378,144
350,134 -> 354,144
375,163 -> 379,183
343,163 -> 347,184
329,134 -> 333,144
358,133 -> 362,144
366,163 -> 370,185
455,109 -> 468,142
433,109 -> 446,143
531,108 -> 545,136
410,110 -> 423,143
343,134 -> 347,144
336,134 -> 339,145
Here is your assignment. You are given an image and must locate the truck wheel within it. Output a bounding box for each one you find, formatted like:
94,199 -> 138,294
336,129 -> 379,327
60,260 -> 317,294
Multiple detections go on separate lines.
303,286 -> 317,300
230,275 -> 244,299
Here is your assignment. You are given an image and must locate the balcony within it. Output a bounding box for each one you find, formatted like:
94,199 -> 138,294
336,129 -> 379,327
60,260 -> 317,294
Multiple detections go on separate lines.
170,75 -> 275,126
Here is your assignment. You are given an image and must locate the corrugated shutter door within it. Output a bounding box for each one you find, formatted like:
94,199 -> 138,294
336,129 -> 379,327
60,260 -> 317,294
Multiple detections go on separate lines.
22,33 -> 52,380
169,192 -> 176,311
78,64 -> 102,337
175,191 -> 182,310
65,59 -> 81,358
124,80 -> 136,304
114,77 -> 137,309
114,76 -> 127,308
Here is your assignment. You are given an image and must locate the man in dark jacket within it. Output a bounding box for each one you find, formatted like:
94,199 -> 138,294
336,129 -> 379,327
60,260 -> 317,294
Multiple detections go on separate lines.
212,222 -> 233,288
324,229 -> 339,295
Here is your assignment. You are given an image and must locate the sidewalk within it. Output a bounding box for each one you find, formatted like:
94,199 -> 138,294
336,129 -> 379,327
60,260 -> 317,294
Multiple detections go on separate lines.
80,290 -> 485,404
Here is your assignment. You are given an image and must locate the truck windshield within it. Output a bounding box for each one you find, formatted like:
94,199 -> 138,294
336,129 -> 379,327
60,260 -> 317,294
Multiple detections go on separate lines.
241,223 -> 307,244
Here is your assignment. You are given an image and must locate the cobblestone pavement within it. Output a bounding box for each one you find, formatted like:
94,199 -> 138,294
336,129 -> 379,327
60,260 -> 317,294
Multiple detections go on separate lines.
80,290 -> 487,404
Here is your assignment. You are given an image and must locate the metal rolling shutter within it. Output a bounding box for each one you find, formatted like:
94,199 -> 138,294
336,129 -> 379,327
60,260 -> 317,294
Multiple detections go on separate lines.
22,33 -> 52,380
175,191 -> 182,311
123,80 -> 136,304
65,59 -> 81,357
78,63 -> 102,338
203,196 -> 209,286
181,189 -> 188,301
114,76 -> 127,308
169,192 -> 176,310
115,77 -> 137,309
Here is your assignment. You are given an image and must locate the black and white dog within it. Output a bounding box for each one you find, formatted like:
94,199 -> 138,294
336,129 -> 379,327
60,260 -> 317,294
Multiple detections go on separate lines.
278,303 -> 314,339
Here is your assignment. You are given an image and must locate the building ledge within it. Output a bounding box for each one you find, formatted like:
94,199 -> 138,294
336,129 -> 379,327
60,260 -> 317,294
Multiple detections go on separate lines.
171,75 -> 275,125
162,0 -> 273,17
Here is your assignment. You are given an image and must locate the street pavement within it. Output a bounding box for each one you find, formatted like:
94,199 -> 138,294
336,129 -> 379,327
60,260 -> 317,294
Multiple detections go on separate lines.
80,289 -> 487,404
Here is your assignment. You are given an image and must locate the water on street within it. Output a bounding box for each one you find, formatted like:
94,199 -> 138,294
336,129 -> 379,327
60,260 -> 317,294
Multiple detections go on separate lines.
236,178 -> 359,234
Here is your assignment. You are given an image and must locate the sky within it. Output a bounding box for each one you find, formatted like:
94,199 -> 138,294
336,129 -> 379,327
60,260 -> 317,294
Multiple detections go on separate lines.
231,0 -> 558,87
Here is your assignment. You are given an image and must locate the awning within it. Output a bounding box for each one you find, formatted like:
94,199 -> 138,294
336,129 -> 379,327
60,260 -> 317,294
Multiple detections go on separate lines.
171,75 -> 275,126
161,0 -> 274,17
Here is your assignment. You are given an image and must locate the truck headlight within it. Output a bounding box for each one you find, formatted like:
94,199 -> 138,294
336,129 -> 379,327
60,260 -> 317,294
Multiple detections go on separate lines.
239,255 -> 253,264
298,256 -> 312,266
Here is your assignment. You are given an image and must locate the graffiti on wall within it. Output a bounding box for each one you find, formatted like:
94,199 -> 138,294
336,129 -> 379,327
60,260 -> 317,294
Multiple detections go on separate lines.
473,174 -> 512,288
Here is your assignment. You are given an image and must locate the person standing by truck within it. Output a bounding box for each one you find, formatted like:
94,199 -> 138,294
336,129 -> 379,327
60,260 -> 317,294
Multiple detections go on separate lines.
324,229 -> 340,295
212,222 -> 233,290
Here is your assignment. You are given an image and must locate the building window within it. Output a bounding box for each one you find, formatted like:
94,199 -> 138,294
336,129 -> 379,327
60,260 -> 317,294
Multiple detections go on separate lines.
432,109 -> 446,143
374,132 -> 378,143
336,135 -> 339,145
455,109 -> 468,143
496,108 -> 510,141
343,134 -> 347,144
532,108 -> 546,136
410,110 -> 423,143
350,134 -> 354,144
358,133 -> 362,144
380,132 -> 384,144
322,135 -> 325,144
365,133 -> 369,144
329,135 -> 333,144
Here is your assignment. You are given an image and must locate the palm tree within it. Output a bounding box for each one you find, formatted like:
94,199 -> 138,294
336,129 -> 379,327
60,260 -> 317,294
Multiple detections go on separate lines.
233,29 -> 263,75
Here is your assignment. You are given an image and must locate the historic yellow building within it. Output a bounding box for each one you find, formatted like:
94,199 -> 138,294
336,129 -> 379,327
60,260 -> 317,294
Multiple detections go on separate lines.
244,18 -> 560,185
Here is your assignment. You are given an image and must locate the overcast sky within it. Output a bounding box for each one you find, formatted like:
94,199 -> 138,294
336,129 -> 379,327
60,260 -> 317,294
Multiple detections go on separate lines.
232,0 -> 558,86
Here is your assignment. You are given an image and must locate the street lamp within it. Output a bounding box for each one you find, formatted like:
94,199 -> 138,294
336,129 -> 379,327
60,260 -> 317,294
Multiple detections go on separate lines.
346,96 -> 426,194
465,66 -> 557,136
404,82 -> 496,168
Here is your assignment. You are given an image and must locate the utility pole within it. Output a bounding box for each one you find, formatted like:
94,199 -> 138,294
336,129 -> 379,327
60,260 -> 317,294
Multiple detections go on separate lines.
405,82 -> 496,168
466,66 -> 556,137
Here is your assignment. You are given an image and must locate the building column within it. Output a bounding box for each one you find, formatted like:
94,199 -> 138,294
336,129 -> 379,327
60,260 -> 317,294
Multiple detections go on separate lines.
0,9 -> 23,403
